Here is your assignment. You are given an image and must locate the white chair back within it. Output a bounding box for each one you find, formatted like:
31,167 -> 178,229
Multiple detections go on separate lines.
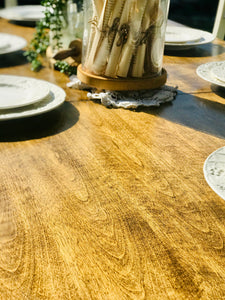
213,0 -> 225,39
4,0 -> 17,8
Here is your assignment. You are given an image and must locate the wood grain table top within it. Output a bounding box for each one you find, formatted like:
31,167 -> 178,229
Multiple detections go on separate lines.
1,18 -> 225,299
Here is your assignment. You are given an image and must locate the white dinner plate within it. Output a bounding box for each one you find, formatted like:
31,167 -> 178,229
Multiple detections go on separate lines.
0,76 -> 66,120
0,5 -> 44,22
204,146 -> 225,201
0,38 -> 10,50
196,61 -> 225,89
0,33 -> 27,55
165,26 -> 215,50
0,75 -> 50,109
165,26 -> 202,43
210,60 -> 225,83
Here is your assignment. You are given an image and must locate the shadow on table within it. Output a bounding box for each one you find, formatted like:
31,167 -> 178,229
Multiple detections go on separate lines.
141,88 -> 225,140
212,85 -> 225,98
9,20 -> 37,27
0,51 -> 28,67
0,101 -> 79,142
164,43 -> 225,58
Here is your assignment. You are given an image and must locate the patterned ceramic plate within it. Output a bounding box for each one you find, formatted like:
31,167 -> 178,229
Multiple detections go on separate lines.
0,75 -> 50,109
196,61 -> 225,88
0,77 -> 66,120
210,61 -> 225,83
204,147 -> 225,200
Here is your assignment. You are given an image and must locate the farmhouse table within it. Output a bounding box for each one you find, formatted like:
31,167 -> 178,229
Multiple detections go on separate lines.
1,17 -> 225,299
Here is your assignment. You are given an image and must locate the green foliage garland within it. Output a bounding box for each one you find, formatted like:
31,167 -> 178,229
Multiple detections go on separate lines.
25,0 -> 83,73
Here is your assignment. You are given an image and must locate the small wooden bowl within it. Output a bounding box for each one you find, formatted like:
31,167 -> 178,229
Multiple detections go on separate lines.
77,64 -> 167,91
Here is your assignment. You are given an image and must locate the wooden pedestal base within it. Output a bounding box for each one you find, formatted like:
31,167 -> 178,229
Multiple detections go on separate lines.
77,64 -> 167,91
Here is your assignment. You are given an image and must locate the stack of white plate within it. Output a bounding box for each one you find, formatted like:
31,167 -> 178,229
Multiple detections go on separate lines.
0,75 -> 66,120
0,33 -> 27,55
165,25 -> 215,50
0,5 -> 44,22
196,61 -> 225,89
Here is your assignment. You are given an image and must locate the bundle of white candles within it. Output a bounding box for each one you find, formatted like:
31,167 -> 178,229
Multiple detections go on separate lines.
83,0 -> 165,78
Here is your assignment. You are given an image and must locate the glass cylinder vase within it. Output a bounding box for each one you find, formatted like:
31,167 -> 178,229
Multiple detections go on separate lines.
78,0 -> 170,90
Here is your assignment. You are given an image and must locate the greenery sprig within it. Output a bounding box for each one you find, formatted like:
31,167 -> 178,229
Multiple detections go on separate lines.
54,60 -> 78,76
24,0 -> 83,73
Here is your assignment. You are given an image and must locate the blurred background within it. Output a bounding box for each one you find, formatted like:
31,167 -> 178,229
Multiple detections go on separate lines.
0,0 -> 220,33
0,0 -> 40,5
169,0 -> 219,32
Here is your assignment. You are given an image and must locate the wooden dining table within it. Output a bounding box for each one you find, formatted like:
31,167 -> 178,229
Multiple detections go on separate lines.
1,17 -> 225,299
